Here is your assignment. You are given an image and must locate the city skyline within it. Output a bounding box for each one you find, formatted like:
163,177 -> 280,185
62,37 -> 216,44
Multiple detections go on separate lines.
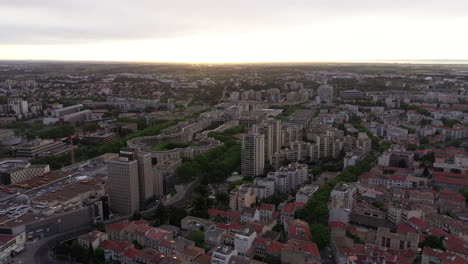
2,0 -> 468,63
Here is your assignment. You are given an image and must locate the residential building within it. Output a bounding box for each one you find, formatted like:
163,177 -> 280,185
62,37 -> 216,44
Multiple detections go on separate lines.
241,133 -> 265,178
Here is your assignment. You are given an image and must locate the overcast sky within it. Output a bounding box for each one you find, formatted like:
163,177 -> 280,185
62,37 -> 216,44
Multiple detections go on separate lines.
1,0 -> 468,62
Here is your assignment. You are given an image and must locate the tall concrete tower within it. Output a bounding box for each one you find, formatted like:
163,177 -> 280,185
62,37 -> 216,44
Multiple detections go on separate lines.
241,133 -> 265,177
107,149 -> 140,215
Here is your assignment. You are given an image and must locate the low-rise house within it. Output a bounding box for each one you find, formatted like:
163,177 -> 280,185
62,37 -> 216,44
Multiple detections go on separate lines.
421,247 -> 465,264
212,245 -> 237,264
280,202 -> 304,224
258,203 -> 275,224
240,208 -> 259,223
181,216 -> 215,232
281,239 -> 321,264
205,227 -> 227,247
295,184 -> 319,204
234,228 -> 257,256
78,230 -> 108,250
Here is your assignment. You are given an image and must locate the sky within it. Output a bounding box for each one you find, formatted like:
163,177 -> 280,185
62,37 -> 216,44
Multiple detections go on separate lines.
1,0 -> 468,63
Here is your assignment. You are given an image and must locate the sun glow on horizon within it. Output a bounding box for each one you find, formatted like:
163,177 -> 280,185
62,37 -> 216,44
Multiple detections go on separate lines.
2,15 -> 468,63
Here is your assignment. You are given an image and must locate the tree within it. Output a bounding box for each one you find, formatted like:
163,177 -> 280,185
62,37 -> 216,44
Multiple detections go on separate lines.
420,235 -> 445,250
422,167 -> 430,177
398,159 -> 407,168
83,123 -> 100,133
459,189 -> 468,201
95,247 -> 105,262
264,255 -> 281,264
187,231 -> 205,248
420,137 -> 429,145
310,224 -> 330,249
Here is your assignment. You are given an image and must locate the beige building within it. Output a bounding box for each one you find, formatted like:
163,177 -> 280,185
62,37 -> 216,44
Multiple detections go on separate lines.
376,227 -> 419,252
107,149 -> 141,215
229,184 -> 257,212
137,151 -> 154,202
356,132 -> 372,153
252,123 -> 273,163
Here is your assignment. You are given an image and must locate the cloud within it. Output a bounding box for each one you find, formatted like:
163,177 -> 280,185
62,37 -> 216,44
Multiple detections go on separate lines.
1,0 -> 467,45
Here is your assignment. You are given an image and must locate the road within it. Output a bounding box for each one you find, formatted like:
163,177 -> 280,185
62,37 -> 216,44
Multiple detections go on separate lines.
12,177 -> 199,264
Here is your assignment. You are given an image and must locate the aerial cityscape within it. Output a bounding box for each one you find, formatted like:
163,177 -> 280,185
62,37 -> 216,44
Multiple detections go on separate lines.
1,1 -> 468,264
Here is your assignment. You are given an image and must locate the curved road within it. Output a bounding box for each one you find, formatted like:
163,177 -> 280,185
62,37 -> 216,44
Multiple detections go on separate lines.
16,179 -> 199,263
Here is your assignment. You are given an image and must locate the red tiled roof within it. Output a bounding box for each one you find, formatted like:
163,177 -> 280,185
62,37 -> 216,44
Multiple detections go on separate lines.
208,209 -> 226,218
194,253 -> 211,264
258,203 -> 275,212
288,223 -> 311,241
0,234 -> 15,245
134,219 -> 149,225
145,228 -> 171,241
159,239 -> 176,248
294,202 -> 305,208
445,236 -> 468,256
434,175 -> 468,186
329,221 -> 346,230
216,222 -> 245,231
253,237 -> 267,245
106,222 -> 128,232
432,171 -> 468,179
135,225 -> 152,234
281,203 -> 295,214
360,172 -> 372,179
225,211 -> 241,220
267,241 -> 286,254
286,239 -> 320,259
98,240 -> 116,250
247,222 -> 265,235
439,193 -> 465,203
113,240 -> 132,254
123,248 -> 141,260
428,228 -> 450,238
383,166 -> 410,173
396,222 -> 417,235
408,217 -> 431,230
388,175 -> 406,182
428,124 -> 468,131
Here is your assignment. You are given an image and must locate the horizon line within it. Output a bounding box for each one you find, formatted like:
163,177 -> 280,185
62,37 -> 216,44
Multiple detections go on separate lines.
1,58 -> 468,65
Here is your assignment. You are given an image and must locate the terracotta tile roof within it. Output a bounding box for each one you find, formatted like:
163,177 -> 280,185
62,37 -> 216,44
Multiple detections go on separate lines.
123,248 -> 141,260
225,211 -> 241,220
258,203 -> 275,212
432,171 -> 468,179
194,253 -> 211,264
106,222 -> 128,232
281,203 -> 296,214
247,222 -> 264,235
159,239 -> 176,248
434,175 -> 468,186
428,227 -> 450,238
134,219 -> 149,225
408,217 -> 431,230
145,228 -> 171,241
216,222 -> 245,232
113,240 -> 132,254
253,237 -> 267,245
266,241 -> 286,254
0,235 -> 15,245
445,236 -> 468,256
98,240 -> 116,250
208,209 -> 226,218
396,222 -> 417,235
329,221 -> 346,230
285,239 -> 320,259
